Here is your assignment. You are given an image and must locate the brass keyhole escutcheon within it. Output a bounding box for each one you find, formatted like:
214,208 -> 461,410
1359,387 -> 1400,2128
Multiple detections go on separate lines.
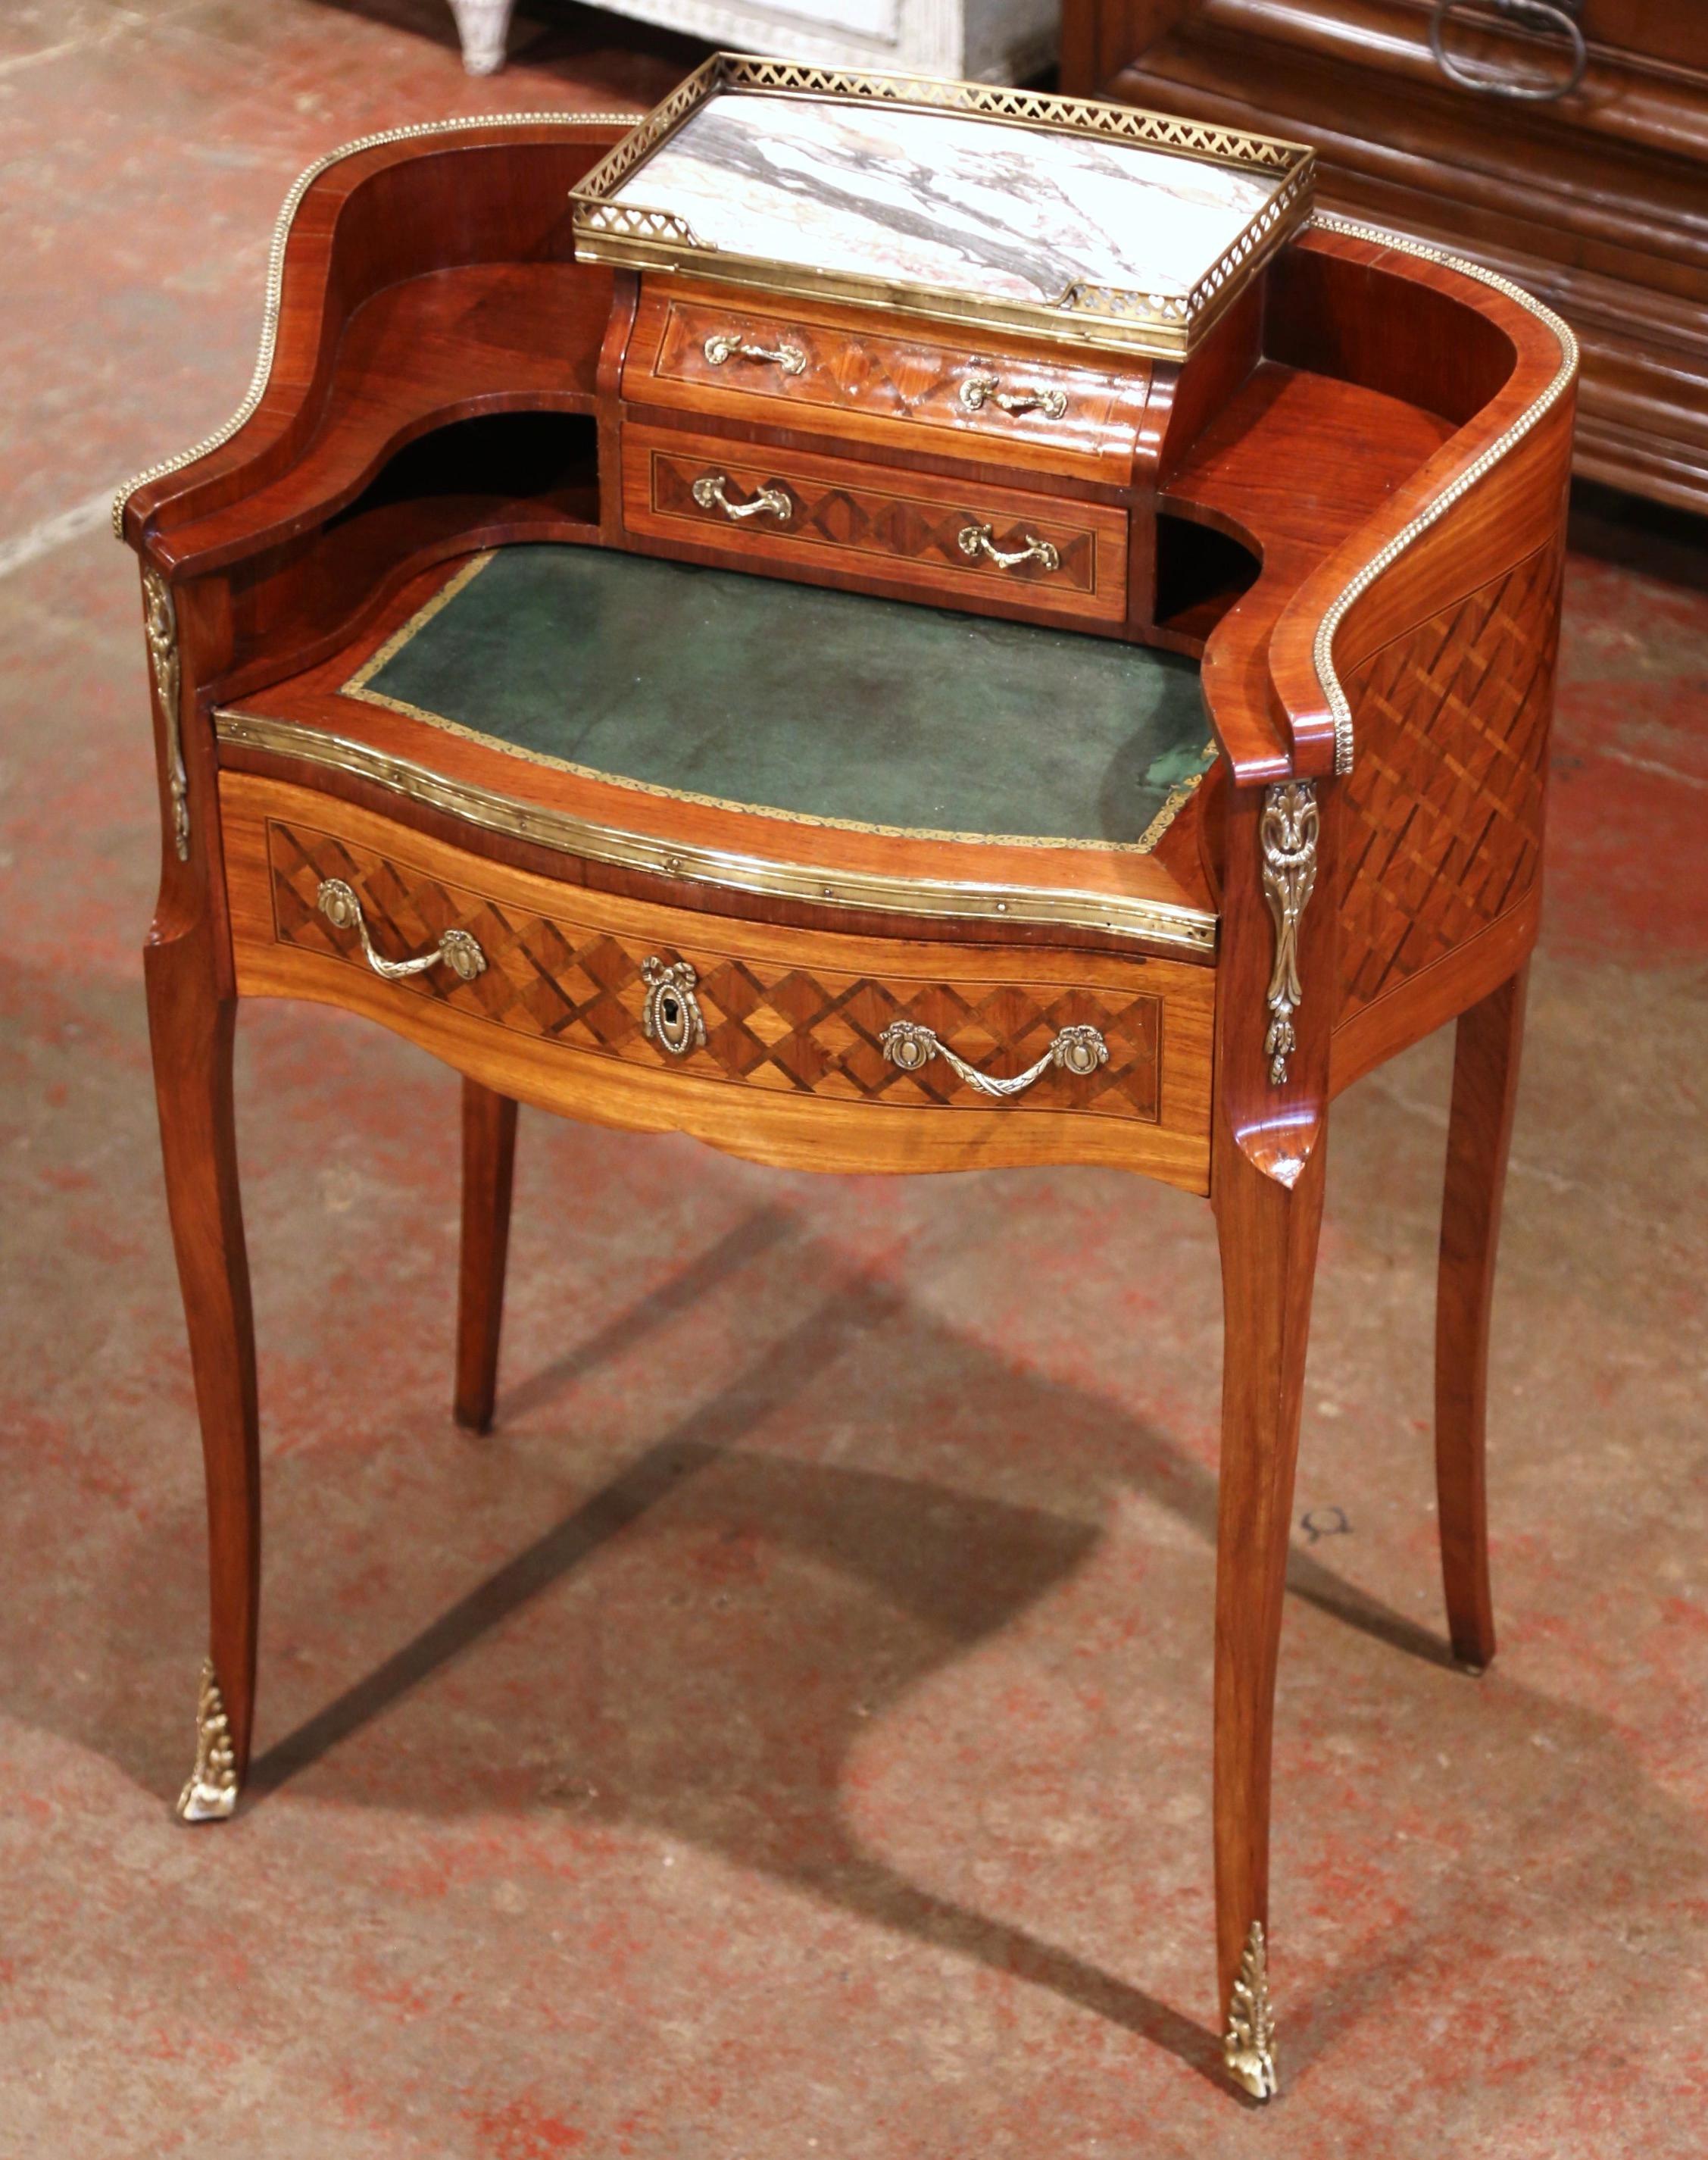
642,957 -> 707,1058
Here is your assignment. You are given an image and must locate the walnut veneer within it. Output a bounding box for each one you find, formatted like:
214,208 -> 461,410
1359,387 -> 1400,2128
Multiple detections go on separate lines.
120,100 -> 1575,2101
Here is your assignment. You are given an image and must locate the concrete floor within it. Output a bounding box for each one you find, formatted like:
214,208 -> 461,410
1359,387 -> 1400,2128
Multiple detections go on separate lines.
4,4 -> 1708,2153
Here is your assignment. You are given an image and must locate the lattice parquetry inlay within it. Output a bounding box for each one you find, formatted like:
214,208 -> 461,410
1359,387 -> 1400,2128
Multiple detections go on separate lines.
267,822 -> 1163,1121
1338,545 -> 1561,1014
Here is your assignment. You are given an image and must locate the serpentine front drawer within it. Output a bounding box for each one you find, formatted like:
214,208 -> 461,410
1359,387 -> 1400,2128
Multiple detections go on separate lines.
219,774 -> 1214,1188
623,281 -> 1151,483
619,424 -> 1129,627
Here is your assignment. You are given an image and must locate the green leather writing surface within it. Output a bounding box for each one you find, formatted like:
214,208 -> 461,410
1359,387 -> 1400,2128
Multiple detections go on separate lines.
348,545 -> 1213,849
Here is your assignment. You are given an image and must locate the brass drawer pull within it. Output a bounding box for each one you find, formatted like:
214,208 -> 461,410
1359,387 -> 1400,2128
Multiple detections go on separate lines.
642,957 -> 706,1057
692,471 -> 793,524
703,332 -> 807,375
960,370 -> 1067,420
957,522 -> 1061,574
316,878 -> 486,983
879,1018 -> 1107,1099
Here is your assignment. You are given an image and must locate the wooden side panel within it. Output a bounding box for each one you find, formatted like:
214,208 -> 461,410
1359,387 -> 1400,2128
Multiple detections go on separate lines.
621,426 -> 1129,626
1335,537 -> 1562,1027
222,774 -> 1216,1187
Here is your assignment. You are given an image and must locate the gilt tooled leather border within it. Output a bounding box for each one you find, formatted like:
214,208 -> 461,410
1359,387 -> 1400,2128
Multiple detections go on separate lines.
338,551 -> 1214,859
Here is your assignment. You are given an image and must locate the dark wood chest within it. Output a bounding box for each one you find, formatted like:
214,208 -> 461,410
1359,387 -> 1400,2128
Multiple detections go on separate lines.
1065,0 -> 1708,513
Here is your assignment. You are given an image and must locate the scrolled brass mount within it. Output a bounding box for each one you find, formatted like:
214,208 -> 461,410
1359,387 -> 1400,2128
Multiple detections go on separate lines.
176,1658 -> 239,1823
1259,781 -> 1319,1086
1223,1920 -> 1279,2099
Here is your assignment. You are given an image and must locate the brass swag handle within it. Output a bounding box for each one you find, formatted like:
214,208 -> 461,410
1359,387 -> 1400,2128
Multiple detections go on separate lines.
957,521 -> 1061,574
879,1018 -> 1108,1099
692,472 -> 794,524
316,879 -> 486,983
703,332 -> 807,376
960,370 -> 1068,420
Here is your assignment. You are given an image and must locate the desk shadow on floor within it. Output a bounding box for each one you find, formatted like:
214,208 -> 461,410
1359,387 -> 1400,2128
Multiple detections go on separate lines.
242,1221 -> 1477,2088
27,1192 -> 1708,2105
248,1273 -> 1226,2082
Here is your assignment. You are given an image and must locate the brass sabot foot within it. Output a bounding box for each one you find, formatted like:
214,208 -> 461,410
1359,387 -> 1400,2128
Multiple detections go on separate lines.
175,1658 -> 239,1823
1223,1919 -> 1279,2100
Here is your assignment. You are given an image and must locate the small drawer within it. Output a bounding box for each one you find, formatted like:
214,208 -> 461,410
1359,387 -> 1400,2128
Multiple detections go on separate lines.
620,425 -> 1128,627
220,774 -> 1215,1189
623,283 -> 1148,480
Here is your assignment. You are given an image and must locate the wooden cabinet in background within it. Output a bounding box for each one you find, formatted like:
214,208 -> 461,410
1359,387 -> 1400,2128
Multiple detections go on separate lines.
1063,0 -> 1708,514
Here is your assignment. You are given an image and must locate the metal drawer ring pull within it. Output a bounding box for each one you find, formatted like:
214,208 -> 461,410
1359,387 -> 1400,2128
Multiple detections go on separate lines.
642,957 -> 707,1057
1429,0 -> 1586,102
703,332 -> 807,375
960,370 -> 1068,420
692,471 -> 793,523
316,878 -> 486,983
957,522 -> 1060,574
879,1018 -> 1108,1099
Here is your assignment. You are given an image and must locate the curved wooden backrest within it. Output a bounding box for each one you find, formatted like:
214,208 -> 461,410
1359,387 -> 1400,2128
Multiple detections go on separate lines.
120,123 -> 629,555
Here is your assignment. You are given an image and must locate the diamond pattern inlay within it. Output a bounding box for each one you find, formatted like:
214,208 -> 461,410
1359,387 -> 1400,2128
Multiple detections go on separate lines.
1339,545 -> 1561,1015
267,821 -> 1163,1121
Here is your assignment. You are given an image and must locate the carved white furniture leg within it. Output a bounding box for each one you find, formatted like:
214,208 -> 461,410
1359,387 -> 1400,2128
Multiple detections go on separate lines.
449,0 -> 514,74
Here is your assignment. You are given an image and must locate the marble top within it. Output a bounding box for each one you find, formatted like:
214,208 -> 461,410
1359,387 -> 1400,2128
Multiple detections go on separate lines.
610,92 -> 1287,308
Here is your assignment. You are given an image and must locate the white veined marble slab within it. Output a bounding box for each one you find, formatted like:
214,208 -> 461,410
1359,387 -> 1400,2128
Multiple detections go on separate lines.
612,93 -> 1285,305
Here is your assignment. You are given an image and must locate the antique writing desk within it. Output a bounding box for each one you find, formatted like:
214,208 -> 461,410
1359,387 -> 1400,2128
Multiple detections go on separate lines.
119,57 -> 1575,2101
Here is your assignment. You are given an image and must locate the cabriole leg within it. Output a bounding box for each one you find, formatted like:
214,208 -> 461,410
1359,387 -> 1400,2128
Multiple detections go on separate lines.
1211,1133 -> 1327,2099
454,1079 -> 517,1434
145,929 -> 258,1822
1435,964 -> 1528,1671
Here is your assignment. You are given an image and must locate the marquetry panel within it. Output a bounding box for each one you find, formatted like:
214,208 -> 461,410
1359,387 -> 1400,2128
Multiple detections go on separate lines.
620,426 -> 1129,625
626,284 -> 1145,480
1338,544 -> 1561,1014
264,819 -> 1165,1121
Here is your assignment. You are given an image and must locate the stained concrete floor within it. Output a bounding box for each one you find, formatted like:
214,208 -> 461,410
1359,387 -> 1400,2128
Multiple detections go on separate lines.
4,3 -> 1708,2154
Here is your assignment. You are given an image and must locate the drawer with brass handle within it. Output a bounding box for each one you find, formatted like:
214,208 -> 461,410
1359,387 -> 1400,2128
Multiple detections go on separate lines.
690,471 -> 793,524
959,370 -> 1068,420
315,877 -> 486,983
220,774 -> 1215,1187
620,425 -> 1127,627
623,281 -> 1149,481
700,330 -> 807,376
